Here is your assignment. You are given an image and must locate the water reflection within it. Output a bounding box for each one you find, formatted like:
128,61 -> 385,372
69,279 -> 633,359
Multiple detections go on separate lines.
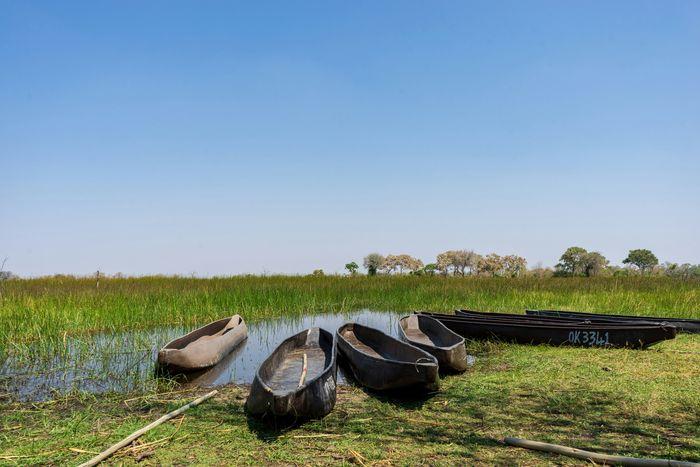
1,310 -> 422,401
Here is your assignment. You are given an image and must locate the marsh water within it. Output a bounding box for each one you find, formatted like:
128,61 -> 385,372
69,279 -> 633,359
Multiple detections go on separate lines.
1,310 -> 473,402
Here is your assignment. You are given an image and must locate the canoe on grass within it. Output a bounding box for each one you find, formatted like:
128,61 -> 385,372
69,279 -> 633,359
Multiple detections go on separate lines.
422,313 -> 676,349
157,315 -> 247,373
526,309 -> 700,334
246,327 -> 337,419
398,314 -> 468,372
336,323 -> 439,391
454,310 -> 664,326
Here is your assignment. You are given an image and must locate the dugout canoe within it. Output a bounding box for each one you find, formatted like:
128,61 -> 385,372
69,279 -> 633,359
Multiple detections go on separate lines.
454,310 -> 663,326
157,315 -> 248,373
526,309 -> 700,334
336,323 -> 439,391
246,327 -> 337,419
398,314 -> 468,372
422,314 -> 676,349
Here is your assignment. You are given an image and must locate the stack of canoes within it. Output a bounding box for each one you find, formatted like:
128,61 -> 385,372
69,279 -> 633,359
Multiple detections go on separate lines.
526,309 -> 700,334
420,311 -> 677,349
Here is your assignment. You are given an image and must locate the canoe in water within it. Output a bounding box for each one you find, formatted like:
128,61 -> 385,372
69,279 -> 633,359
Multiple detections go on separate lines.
526,309 -> 700,334
336,323 -> 439,392
421,313 -> 676,349
157,315 -> 247,373
246,327 -> 337,420
398,314 -> 468,372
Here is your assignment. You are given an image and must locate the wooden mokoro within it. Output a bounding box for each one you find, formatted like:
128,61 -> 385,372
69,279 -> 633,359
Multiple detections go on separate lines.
527,309 -> 700,334
336,323 -> 439,391
246,327 -> 337,419
423,313 -> 676,349
454,310 -> 664,326
157,315 -> 247,373
398,315 -> 468,372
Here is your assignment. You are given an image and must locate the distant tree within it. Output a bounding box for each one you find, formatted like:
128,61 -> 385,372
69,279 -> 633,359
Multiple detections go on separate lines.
623,249 -> 658,274
436,252 -> 454,276
381,254 -> 423,274
0,257 -> 13,281
382,255 -> 400,274
398,254 -> 423,274
0,271 -> 14,281
583,252 -> 608,277
345,262 -> 359,275
664,262 -> 700,279
423,263 -> 437,276
478,253 -> 505,276
436,250 -> 481,276
363,253 -> 385,276
556,247 -> 589,276
502,255 -> 527,277
312,269 -> 325,276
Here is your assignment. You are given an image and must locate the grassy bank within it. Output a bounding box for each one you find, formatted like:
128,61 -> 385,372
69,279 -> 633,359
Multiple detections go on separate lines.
1,337 -> 698,465
0,276 -> 698,464
1,275 -> 699,349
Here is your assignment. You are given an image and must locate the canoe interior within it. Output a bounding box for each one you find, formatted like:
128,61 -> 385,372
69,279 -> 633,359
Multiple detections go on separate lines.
339,323 -> 430,362
163,316 -> 243,350
400,315 -> 462,349
258,328 -> 334,394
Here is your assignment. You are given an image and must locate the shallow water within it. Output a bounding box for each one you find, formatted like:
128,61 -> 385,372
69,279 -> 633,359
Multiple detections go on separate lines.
0,310 -> 475,401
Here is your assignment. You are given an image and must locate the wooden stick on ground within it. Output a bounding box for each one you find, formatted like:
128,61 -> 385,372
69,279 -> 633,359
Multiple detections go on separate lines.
504,437 -> 699,467
298,353 -> 308,388
78,390 -> 218,467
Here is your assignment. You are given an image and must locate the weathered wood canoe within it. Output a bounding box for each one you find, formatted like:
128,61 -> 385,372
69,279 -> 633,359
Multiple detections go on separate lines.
336,323 -> 439,391
157,315 -> 247,373
246,327 -> 337,420
398,314 -> 468,372
526,309 -> 700,334
421,313 -> 676,349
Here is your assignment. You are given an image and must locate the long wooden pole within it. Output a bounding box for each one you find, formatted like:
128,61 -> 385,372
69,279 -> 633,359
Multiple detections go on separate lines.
298,353 -> 308,388
78,390 -> 218,467
504,437 -> 699,467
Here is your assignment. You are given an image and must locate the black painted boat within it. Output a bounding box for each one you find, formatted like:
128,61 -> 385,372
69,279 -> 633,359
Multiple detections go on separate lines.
336,323 -> 439,391
526,309 -> 700,334
398,314 -> 468,372
454,310 -> 663,326
421,313 -> 676,349
246,327 -> 337,419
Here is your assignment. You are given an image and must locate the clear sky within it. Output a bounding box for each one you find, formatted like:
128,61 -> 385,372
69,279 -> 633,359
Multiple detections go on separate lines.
2,1 -> 699,276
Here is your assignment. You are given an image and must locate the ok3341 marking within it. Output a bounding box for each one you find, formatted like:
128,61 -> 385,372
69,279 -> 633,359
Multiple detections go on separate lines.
568,330 -> 610,346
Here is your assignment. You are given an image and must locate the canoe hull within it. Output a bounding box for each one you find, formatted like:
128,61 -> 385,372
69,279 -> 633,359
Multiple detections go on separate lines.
246,328 -> 337,420
423,313 -> 676,349
527,309 -> 700,334
157,316 -> 248,373
399,315 -> 468,372
337,323 -> 439,392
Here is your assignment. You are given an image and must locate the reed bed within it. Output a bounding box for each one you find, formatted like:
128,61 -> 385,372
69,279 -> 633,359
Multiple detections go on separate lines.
1,275 -> 698,352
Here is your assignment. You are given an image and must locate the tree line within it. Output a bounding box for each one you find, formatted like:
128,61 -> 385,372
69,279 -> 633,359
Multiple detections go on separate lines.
339,248 -> 700,278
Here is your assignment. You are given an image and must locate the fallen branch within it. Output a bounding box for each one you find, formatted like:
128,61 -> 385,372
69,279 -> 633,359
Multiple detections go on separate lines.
504,437 -> 699,467
78,390 -> 217,467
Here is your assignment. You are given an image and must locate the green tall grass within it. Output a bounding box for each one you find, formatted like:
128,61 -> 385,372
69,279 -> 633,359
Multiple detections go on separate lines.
1,275 -> 698,350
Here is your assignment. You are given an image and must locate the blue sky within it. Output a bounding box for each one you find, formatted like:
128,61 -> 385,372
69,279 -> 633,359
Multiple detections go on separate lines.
2,1 -> 699,276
